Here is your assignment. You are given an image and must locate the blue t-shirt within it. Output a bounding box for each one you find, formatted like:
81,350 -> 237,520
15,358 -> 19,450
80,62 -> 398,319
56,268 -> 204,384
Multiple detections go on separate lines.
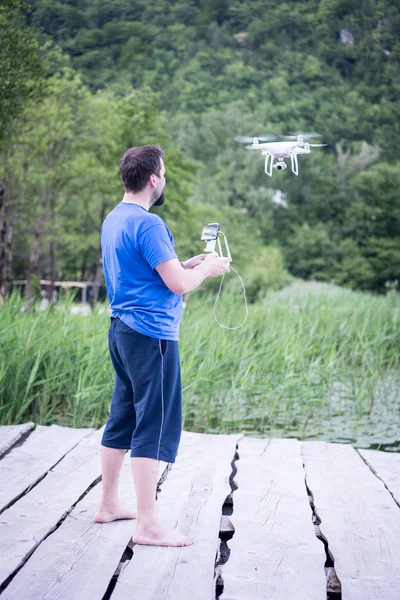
101,202 -> 182,341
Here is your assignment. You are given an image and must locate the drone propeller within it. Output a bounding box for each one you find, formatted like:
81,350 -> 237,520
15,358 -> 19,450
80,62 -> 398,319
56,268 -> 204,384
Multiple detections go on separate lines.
235,134 -> 276,143
308,143 -> 328,147
258,134 -> 277,142
282,132 -> 321,140
244,145 -> 260,150
234,136 -> 254,143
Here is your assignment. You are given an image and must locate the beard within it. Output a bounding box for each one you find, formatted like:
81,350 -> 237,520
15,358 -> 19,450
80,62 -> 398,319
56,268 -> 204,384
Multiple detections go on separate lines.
152,190 -> 164,207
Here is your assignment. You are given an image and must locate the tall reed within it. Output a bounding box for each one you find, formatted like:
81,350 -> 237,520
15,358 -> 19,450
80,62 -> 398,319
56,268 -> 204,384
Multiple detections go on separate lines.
1,283 -> 399,446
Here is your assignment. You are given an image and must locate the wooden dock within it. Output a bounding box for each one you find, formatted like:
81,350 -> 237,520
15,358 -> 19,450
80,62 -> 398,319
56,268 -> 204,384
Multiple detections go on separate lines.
0,424 -> 399,599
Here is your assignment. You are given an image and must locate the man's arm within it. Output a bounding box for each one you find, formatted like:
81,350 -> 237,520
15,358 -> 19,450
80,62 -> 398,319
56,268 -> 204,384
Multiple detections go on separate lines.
156,254 -> 230,295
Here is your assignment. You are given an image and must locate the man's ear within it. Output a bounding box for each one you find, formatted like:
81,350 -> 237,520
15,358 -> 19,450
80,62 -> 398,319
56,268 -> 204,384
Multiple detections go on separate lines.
149,174 -> 157,188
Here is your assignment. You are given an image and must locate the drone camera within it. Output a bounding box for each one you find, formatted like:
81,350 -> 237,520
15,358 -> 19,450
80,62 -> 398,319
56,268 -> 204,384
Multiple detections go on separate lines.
273,161 -> 287,171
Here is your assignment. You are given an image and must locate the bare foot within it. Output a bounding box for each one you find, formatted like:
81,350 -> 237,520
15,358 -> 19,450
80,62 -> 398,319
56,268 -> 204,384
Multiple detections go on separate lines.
95,503 -> 136,523
132,522 -> 194,547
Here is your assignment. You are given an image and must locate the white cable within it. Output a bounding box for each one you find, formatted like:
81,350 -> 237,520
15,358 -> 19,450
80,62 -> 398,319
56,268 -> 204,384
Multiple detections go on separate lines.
213,265 -> 248,330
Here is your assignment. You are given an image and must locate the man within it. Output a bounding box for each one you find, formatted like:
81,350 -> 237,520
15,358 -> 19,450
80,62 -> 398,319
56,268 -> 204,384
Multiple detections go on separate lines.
95,145 -> 230,547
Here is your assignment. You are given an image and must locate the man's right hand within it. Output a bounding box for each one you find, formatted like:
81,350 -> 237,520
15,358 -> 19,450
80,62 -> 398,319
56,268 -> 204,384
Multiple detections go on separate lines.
156,254 -> 230,295
201,253 -> 231,277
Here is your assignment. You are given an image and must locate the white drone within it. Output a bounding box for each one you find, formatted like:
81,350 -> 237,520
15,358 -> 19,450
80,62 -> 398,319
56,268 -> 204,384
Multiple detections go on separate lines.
235,132 -> 327,176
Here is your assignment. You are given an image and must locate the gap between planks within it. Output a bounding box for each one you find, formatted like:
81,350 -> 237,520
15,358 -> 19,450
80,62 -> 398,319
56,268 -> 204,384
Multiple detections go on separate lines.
0,427 -> 105,588
0,424 -> 94,515
302,441 -> 400,600
221,437 -> 327,600
0,431 -> 240,600
111,432 -> 241,600
0,422 -> 35,459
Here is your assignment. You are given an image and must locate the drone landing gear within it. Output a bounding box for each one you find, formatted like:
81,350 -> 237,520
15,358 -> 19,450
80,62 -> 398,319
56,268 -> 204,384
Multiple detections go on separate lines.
264,153 -> 274,176
290,150 -> 299,176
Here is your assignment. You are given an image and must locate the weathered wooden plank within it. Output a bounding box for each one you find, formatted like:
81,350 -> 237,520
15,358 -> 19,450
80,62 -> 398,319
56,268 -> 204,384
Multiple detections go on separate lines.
222,437 -> 326,600
302,441 -> 400,600
112,431 -> 241,600
0,423 -> 35,458
0,457 -> 136,600
0,428 -> 105,586
358,448 -> 400,506
0,424 -> 94,511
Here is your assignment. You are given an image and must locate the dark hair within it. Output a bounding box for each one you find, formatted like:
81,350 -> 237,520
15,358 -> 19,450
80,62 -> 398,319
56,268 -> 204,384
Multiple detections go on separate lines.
119,145 -> 164,192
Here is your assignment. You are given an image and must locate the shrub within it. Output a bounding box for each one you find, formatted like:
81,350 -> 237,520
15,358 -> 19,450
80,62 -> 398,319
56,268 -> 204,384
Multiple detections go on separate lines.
229,246 -> 291,302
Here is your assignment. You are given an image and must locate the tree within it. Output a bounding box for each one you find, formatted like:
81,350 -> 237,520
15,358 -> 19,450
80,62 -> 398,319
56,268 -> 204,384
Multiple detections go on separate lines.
0,0 -> 44,146
5,70 -> 91,298
0,0 -> 44,299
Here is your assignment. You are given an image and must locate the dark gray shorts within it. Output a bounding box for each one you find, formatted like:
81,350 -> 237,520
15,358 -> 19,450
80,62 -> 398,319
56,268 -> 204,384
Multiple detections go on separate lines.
101,317 -> 182,463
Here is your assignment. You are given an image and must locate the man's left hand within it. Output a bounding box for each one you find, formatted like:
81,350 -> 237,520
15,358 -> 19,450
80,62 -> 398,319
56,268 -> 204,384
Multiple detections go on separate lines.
181,254 -> 207,269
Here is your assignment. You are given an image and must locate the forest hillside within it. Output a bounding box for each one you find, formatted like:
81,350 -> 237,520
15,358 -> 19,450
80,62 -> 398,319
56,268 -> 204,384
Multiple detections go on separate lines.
1,0 -> 399,297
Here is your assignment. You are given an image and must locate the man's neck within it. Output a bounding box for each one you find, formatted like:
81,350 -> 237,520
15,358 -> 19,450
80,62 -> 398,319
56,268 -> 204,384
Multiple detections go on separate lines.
121,191 -> 151,211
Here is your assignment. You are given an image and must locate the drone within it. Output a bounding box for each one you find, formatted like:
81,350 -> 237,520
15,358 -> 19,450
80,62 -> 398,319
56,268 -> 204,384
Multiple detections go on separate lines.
235,132 -> 327,176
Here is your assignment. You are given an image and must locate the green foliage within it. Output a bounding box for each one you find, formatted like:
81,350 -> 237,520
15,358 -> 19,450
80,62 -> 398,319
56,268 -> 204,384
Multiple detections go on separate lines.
1,0 -> 398,292
333,239 -> 374,290
26,0 -> 399,143
284,223 -> 338,282
240,246 -> 291,302
0,0 -> 45,147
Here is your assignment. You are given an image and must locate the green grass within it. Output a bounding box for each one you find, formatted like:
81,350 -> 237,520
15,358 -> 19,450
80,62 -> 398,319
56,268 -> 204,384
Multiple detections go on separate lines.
0,294 -> 111,428
180,282 -> 400,448
1,282 -> 399,449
